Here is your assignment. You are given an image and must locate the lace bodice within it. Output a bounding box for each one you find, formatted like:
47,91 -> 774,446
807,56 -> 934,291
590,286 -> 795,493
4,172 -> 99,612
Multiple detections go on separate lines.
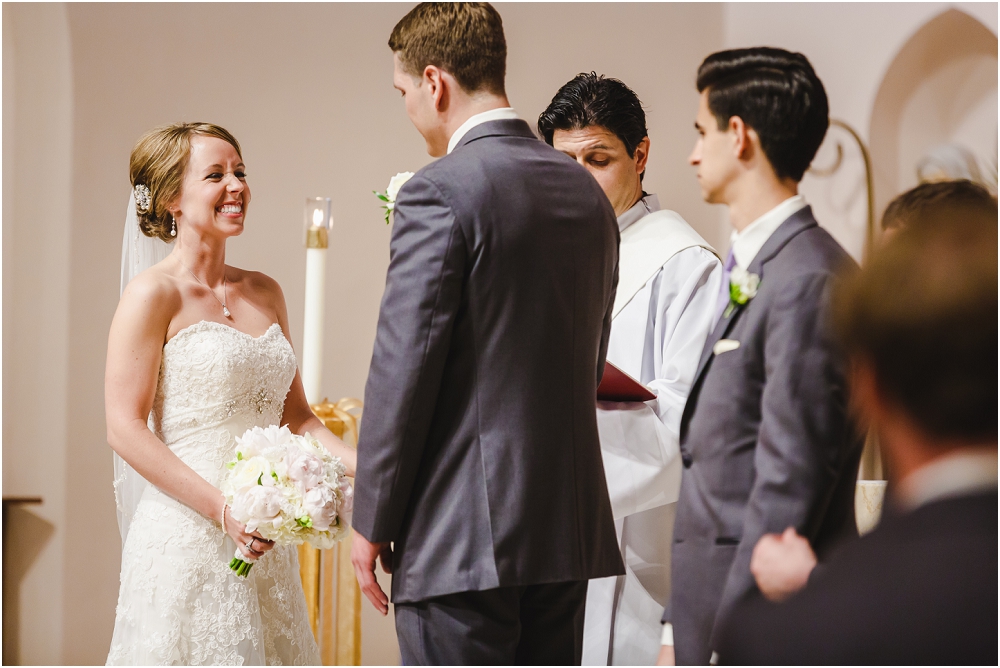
150,321 -> 296,485
108,320 -> 319,666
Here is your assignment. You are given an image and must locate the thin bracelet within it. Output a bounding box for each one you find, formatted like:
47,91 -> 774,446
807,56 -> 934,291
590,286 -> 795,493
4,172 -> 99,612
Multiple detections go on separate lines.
220,502 -> 229,535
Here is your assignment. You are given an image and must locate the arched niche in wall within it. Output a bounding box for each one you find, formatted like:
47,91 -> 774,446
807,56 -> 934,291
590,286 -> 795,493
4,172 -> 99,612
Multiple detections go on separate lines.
869,9 -> 998,224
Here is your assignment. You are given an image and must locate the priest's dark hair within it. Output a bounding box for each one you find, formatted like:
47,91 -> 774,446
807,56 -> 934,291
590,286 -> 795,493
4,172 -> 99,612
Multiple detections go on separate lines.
697,47 -> 828,183
537,72 -> 648,177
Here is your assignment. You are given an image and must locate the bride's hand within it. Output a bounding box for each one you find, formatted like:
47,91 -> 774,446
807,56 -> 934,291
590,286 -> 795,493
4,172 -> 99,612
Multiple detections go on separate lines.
223,504 -> 275,561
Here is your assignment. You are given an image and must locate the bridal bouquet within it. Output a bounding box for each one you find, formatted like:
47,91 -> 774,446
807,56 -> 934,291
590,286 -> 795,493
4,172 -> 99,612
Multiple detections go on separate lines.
221,425 -> 353,577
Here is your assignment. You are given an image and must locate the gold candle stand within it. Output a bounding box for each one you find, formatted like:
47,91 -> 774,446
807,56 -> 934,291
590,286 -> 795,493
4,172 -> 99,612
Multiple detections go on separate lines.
300,397 -> 364,665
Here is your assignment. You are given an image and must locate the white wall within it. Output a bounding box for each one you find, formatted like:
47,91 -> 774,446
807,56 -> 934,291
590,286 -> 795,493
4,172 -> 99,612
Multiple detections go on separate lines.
723,2 -> 997,259
2,4 -> 73,665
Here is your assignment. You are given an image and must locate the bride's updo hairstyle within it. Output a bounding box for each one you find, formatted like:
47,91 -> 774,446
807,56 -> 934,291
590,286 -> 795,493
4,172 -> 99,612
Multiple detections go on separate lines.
129,122 -> 243,242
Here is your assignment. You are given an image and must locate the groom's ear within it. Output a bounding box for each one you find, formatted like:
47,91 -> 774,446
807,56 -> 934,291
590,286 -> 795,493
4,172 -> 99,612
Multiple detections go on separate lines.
423,65 -> 447,112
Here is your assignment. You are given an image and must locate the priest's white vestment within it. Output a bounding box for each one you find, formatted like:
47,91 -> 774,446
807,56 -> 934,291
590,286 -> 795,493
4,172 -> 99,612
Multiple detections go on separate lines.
583,194 -> 722,665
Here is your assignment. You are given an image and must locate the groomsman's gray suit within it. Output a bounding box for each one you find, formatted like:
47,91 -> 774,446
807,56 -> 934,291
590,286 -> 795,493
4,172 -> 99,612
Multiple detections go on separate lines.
353,119 -> 625,664
664,207 -> 864,665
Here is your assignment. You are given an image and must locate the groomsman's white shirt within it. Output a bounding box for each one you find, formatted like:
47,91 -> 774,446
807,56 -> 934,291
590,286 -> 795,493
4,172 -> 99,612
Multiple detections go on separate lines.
730,195 -> 807,269
661,193 -> 808,652
583,194 -> 722,665
447,107 -> 519,154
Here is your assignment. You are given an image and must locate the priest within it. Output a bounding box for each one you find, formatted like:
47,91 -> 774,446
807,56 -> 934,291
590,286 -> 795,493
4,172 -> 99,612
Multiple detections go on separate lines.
539,73 -> 722,665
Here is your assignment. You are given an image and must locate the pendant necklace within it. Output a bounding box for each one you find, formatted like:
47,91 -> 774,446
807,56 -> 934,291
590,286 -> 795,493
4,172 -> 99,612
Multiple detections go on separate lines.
181,261 -> 231,318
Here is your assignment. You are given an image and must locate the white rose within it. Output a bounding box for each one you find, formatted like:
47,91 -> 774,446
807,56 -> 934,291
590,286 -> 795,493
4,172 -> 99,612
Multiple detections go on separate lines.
285,447 -> 325,492
231,485 -> 283,532
730,266 -> 760,303
385,171 -> 415,205
228,455 -> 274,493
301,484 -> 338,531
299,432 -> 327,458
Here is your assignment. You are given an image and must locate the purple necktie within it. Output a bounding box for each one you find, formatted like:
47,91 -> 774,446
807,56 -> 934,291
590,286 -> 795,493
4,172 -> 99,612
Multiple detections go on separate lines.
713,248 -> 737,327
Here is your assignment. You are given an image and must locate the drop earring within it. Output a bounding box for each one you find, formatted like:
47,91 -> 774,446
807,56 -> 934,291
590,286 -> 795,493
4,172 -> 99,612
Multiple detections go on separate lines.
170,216 -> 177,237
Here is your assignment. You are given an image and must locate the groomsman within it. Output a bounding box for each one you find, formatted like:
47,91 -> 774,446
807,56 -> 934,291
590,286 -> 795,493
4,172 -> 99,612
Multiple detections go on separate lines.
351,4 -> 623,665
661,48 -> 863,665
538,73 -> 722,666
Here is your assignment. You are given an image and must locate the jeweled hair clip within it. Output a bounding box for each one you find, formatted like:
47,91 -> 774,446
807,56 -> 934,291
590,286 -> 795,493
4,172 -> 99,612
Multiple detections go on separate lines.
134,183 -> 152,215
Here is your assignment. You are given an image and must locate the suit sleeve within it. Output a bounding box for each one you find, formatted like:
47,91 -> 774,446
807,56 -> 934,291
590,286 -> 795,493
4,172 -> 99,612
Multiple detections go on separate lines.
596,253 -> 618,385
710,272 -> 853,647
351,176 -> 466,543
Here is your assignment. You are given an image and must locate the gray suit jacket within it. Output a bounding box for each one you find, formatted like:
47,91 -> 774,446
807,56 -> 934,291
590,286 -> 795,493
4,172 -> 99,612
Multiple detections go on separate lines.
664,207 -> 863,664
353,119 -> 625,604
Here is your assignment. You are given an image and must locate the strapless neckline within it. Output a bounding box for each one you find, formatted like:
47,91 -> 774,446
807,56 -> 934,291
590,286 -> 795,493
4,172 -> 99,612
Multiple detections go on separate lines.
166,320 -> 282,349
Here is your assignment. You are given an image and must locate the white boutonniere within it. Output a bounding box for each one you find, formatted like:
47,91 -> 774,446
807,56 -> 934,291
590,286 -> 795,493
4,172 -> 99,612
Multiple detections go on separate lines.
724,266 -> 760,318
373,171 -> 415,224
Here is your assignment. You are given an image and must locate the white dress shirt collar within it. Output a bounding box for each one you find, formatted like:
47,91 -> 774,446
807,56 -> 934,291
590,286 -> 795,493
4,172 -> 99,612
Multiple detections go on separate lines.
617,193 -> 660,233
896,448 -> 998,512
447,107 -> 520,154
729,194 -> 807,269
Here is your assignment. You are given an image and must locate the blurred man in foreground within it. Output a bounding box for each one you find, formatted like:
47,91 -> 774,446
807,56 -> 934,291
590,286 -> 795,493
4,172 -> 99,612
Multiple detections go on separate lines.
881,179 -> 995,240
719,198 -> 998,665
748,180 -> 998,604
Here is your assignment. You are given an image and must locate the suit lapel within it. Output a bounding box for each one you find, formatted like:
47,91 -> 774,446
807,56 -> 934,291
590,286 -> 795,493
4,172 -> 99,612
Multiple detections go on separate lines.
680,207 -> 819,444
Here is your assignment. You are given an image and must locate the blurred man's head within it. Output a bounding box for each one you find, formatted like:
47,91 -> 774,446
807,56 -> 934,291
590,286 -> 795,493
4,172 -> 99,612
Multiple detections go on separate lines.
538,73 -> 649,216
690,48 -> 828,206
389,2 -> 508,156
881,180 -> 997,242
836,200 -> 997,477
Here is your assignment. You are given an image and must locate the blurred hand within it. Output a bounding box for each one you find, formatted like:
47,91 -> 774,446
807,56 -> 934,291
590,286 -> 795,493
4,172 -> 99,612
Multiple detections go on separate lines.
750,527 -> 817,602
656,645 -> 675,666
351,530 -> 393,615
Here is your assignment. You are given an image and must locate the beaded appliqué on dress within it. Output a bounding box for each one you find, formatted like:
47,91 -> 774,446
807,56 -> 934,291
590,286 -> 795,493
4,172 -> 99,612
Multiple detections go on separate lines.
107,321 -> 319,666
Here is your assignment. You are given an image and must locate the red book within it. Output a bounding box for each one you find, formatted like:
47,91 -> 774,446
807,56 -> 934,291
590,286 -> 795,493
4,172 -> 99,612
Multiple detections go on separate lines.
597,361 -> 656,402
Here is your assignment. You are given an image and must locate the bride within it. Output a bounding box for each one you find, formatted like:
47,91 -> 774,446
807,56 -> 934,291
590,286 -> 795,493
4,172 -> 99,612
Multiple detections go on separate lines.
105,122 -> 358,665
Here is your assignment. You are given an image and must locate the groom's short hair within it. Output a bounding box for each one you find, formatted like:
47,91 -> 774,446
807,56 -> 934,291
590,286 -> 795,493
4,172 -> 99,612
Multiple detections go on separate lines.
697,47 -> 828,183
389,2 -> 506,96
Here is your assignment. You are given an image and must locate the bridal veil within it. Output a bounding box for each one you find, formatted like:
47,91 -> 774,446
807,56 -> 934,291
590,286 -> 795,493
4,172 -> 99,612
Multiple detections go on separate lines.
114,190 -> 172,545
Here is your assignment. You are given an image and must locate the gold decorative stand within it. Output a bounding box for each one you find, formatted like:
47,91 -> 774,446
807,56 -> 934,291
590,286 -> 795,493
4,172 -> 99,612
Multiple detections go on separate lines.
300,398 -> 364,665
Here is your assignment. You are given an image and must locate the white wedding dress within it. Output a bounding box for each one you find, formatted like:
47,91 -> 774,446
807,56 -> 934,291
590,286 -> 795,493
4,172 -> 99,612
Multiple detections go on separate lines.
107,320 -> 321,666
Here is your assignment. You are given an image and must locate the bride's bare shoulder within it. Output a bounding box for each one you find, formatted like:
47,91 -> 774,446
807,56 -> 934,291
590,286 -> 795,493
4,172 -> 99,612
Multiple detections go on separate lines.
117,265 -> 183,323
231,267 -> 286,304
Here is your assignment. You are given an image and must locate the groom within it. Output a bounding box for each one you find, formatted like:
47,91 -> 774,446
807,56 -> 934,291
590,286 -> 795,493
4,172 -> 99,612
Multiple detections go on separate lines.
351,3 -> 624,665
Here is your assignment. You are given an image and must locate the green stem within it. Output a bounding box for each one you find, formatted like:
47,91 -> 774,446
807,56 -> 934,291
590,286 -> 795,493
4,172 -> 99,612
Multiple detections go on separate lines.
229,556 -> 254,577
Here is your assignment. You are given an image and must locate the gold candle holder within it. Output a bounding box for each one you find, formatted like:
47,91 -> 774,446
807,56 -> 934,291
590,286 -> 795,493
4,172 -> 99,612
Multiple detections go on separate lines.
299,398 -> 363,665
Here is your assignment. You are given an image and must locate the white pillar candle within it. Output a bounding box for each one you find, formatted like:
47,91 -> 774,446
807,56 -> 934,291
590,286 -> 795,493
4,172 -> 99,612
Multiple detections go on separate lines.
301,246 -> 326,404
301,198 -> 332,405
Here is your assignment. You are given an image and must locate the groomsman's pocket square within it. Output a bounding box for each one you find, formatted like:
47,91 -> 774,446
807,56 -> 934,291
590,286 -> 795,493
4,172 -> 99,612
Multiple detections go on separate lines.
713,339 -> 740,355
